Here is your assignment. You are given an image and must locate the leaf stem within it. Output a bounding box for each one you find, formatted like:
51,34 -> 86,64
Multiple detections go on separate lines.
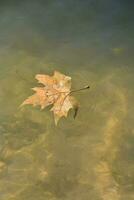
46,85 -> 90,97
70,85 -> 90,94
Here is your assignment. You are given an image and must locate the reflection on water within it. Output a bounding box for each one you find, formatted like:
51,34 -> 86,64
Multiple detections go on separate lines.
0,1 -> 134,200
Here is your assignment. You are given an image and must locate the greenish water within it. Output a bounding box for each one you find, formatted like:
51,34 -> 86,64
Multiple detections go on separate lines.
0,1 -> 134,200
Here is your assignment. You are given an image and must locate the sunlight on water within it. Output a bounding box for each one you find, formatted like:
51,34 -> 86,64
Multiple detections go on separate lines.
0,1 -> 134,200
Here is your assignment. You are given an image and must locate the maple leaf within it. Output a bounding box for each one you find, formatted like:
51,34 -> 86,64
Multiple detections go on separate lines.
21,71 -> 79,125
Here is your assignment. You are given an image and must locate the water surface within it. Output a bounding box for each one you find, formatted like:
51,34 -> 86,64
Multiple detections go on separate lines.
0,1 -> 134,199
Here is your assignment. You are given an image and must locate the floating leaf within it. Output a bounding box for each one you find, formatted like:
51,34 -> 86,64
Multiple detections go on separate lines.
21,71 -> 79,125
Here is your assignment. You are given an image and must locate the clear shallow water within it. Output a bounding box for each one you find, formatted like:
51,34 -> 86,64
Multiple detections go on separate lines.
0,1 -> 134,200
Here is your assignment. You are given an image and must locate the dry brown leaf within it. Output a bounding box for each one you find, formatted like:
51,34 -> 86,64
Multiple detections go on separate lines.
21,71 -> 78,125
